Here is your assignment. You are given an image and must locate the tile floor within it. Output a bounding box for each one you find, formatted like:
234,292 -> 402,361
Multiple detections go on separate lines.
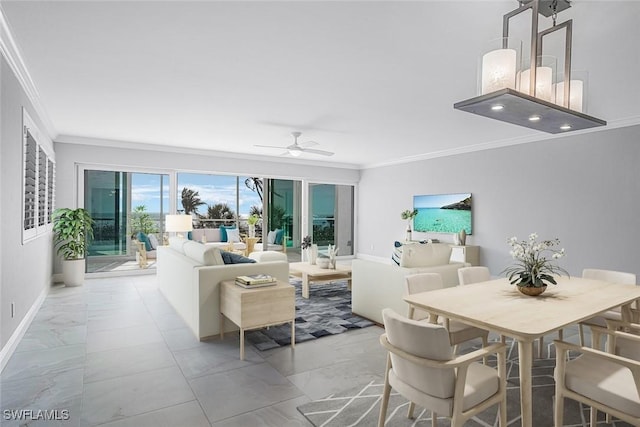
0,275 -> 388,427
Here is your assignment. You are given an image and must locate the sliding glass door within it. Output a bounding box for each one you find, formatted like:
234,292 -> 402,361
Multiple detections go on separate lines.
84,170 -> 169,273
309,183 -> 354,256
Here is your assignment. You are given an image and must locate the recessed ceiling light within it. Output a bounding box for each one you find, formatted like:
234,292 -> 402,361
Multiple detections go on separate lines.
560,124 -> 572,130
491,104 -> 504,111
528,115 -> 541,122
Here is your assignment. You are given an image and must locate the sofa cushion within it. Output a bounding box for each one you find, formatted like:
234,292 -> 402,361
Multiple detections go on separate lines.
168,236 -> 187,254
148,234 -> 159,250
401,243 -> 452,268
136,232 -> 152,251
249,251 -> 288,263
205,228 -> 221,242
274,228 -> 284,245
220,225 -> 236,242
220,251 -> 257,264
267,230 -> 276,244
183,241 -> 224,266
191,229 -> 205,242
226,228 -> 241,243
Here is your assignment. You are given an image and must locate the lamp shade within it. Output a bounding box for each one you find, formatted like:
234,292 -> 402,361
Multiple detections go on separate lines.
165,214 -> 193,232
481,48 -> 518,94
555,79 -> 584,112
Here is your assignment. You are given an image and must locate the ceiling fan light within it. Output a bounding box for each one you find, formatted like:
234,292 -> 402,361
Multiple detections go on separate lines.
289,148 -> 302,157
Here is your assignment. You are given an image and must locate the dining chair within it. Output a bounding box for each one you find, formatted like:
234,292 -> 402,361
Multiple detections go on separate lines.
378,308 -> 507,427
554,324 -> 640,427
457,266 -> 491,286
579,268 -> 637,349
405,273 -> 490,356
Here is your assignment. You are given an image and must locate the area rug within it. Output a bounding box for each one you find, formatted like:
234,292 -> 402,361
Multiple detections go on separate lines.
297,339 -> 634,427
246,279 -> 374,351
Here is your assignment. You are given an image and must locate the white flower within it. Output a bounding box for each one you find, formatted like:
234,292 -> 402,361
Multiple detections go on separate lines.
529,233 -> 538,241
508,236 -> 518,244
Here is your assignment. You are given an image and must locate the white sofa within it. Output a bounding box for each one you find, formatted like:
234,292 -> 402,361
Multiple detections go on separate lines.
191,228 -> 246,251
352,243 -> 468,324
157,237 -> 289,340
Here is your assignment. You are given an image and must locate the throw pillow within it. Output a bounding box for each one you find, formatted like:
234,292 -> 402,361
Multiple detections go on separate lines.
187,231 -> 193,240
148,234 -> 159,250
226,228 -> 240,243
274,229 -> 284,245
392,241 -> 403,266
219,225 -> 236,242
220,251 -> 257,264
136,232 -> 152,251
267,230 -> 276,244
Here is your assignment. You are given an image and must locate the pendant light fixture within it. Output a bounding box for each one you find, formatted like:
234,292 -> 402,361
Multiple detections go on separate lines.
454,0 -> 606,134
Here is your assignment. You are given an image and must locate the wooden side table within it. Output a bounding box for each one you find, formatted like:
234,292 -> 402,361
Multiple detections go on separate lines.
219,279 -> 295,360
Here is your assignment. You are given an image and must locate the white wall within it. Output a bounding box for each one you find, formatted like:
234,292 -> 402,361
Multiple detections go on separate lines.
358,124 -> 640,278
0,56 -> 53,352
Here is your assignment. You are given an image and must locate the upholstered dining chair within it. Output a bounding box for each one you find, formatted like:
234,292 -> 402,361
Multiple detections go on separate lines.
405,273 -> 490,356
457,266 -> 491,286
554,324 -> 640,427
378,308 -> 507,427
579,268 -> 637,349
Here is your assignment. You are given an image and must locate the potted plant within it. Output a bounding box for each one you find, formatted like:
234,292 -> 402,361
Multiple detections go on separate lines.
501,233 -> 568,296
247,213 -> 260,238
53,207 -> 94,286
401,208 -> 418,241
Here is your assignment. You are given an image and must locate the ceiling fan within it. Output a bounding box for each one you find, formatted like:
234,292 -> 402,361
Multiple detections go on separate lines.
255,132 -> 334,157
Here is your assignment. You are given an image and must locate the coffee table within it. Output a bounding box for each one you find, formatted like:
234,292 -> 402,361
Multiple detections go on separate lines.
289,262 -> 352,299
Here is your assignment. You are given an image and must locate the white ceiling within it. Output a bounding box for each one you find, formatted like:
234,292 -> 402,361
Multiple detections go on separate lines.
1,1 -> 639,169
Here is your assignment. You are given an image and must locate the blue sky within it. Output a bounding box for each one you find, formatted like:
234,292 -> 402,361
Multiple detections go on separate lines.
413,193 -> 471,209
131,173 -> 262,216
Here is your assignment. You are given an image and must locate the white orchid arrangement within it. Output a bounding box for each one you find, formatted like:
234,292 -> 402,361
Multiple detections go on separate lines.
502,233 -> 568,288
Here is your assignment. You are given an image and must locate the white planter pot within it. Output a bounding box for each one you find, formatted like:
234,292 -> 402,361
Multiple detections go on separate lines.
62,259 -> 85,287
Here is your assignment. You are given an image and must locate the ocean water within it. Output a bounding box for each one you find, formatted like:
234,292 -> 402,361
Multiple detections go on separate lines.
414,208 -> 471,234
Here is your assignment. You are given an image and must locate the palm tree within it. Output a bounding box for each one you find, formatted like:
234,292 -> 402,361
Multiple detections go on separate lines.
181,187 -> 206,215
244,177 -> 263,201
249,205 -> 262,217
206,203 -> 236,226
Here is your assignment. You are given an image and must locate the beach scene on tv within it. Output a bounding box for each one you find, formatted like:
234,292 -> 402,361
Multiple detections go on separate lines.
413,193 -> 472,234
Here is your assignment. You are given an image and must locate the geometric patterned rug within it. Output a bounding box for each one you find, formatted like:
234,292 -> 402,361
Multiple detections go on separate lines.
297,338 -> 634,427
246,279 -> 374,351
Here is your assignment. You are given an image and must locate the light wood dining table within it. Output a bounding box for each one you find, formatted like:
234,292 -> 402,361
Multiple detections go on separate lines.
403,276 -> 640,427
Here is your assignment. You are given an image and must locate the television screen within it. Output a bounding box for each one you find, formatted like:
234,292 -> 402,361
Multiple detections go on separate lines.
413,193 -> 472,234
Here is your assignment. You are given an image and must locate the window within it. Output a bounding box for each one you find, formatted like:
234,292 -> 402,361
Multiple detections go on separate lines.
22,109 -> 55,243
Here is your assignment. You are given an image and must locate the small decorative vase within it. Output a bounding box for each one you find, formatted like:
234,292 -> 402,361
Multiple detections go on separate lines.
329,256 -> 336,269
517,285 -> 547,296
248,224 -> 255,238
309,244 -> 318,265
458,229 -> 467,246
406,228 -> 412,242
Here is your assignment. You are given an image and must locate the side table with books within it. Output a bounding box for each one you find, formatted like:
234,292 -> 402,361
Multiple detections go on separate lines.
219,275 -> 295,360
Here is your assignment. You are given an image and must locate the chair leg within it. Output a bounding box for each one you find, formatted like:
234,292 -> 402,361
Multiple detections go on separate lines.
579,324 -> 585,346
482,334 -> 489,364
555,393 -> 564,427
538,336 -> 544,359
589,406 -> 597,427
407,402 -> 415,419
378,355 -> 392,427
431,412 -> 437,427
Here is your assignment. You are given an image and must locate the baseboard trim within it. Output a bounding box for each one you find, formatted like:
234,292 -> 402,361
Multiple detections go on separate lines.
355,253 -> 391,264
0,285 -> 48,373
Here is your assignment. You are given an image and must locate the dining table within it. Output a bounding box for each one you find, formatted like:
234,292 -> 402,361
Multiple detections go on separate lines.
403,276 -> 640,427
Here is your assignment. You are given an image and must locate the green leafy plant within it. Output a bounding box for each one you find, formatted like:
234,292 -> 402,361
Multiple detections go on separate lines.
130,205 -> 156,236
400,209 -> 418,221
301,235 -> 312,250
247,214 -> 260,226
501,233 -> 569,288
53,208 -> 94,260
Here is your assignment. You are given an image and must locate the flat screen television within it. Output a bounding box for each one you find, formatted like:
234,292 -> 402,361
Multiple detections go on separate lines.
413,193 -> 472,234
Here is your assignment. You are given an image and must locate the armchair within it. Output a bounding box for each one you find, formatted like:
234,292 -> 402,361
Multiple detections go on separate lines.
554,325 -> 640,427
378,308 -> 507,427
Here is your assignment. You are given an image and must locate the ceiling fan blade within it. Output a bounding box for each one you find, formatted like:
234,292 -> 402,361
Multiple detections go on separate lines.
254,144 -> 287,149
302,148 -> 334,156
298,140 -> 319,148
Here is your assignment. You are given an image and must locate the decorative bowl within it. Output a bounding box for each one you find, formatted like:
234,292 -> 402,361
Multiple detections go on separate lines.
316,257 -> 330,269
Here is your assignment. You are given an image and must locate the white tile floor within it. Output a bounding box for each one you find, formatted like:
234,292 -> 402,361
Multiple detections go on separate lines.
0,275 -> 387,426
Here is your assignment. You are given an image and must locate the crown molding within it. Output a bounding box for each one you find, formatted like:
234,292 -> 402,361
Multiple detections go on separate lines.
0,6 -> 57,138
361,115 -> 640,170
55,134 -> 362,171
